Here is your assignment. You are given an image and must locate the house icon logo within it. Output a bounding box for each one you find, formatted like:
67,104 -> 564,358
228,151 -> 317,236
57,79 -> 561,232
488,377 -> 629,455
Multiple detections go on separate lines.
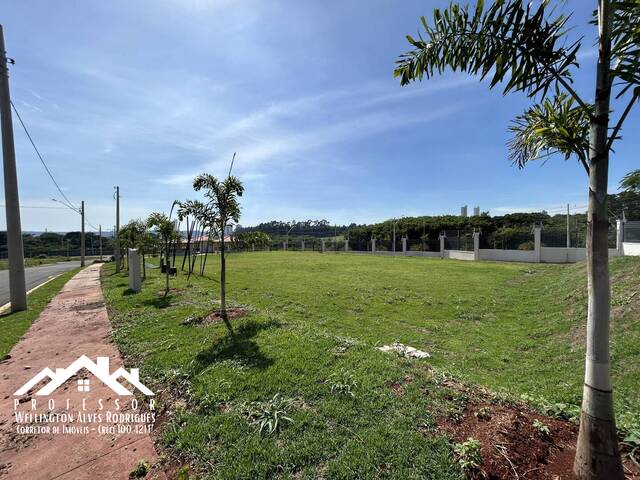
14,355 -> 154,396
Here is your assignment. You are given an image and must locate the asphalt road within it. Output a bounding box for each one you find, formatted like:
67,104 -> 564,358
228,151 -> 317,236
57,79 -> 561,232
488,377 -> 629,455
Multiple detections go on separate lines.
0,261 -> 82,307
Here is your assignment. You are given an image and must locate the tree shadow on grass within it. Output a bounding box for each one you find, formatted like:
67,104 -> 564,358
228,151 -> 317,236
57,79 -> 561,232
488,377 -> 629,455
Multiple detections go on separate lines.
192,318 -> 281,373
142,294 -> 173,309
122,288 -> 138,296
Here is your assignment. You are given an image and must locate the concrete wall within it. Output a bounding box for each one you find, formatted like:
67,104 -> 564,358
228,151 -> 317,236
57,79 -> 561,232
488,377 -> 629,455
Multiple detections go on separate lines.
540,247 -> 621,263
444,250 -> 475,261
623,242 -> 640,256
479,249 -> 536,263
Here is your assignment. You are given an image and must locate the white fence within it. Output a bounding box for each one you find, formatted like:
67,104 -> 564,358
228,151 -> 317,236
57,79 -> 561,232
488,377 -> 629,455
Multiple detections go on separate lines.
323,220 -> 639,264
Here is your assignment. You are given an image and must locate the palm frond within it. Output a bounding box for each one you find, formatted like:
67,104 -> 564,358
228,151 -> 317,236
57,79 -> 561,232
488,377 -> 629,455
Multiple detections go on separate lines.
394,0 -> 581,100
508,93 -> 593,172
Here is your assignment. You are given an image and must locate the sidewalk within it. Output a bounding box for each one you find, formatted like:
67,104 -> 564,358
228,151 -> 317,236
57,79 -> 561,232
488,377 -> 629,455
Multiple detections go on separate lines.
0,264 -> 164,480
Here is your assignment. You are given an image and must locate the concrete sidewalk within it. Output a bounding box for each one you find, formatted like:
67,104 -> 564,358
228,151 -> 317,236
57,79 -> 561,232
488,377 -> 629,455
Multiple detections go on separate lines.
0,264 -> 165,480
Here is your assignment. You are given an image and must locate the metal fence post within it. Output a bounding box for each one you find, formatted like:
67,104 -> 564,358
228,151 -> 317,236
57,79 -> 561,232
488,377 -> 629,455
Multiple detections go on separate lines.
321,239 -> 326,253
344,238 -> 348,252
371,238 -> 376,254
534,226 -> 542,263
402,236 -> 407,255
439,234 -> 445,259
301,240 -> 305,252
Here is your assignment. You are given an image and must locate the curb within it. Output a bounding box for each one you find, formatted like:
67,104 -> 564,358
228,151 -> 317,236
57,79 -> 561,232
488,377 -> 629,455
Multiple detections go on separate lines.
0,272 -> 65,315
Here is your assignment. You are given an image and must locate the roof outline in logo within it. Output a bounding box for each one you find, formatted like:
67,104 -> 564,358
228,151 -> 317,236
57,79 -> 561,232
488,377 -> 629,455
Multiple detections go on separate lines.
13,355 -> 154,396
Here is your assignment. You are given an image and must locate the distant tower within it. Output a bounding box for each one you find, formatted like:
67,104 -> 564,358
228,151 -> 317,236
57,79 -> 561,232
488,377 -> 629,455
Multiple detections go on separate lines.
473,206 -> 480,216
461,205 -> 468,217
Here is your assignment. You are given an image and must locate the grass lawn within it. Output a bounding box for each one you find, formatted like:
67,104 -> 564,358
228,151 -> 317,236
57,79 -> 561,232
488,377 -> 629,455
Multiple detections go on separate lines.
0,256 -> 83,270
101,253 -> 640,479
0,267 -> 82,357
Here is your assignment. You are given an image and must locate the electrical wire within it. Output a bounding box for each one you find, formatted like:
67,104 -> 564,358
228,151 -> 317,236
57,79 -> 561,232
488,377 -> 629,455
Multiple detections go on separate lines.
9,102 -> 101,230
10,100 -> 78,211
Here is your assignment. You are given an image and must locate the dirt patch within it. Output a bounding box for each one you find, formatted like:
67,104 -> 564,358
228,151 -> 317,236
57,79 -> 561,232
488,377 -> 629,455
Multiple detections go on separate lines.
387,375 -> 414,396
204,307 -> 249,323
438,399 -> 640,479
70,301 -> 104,311
182,307 -> 250,326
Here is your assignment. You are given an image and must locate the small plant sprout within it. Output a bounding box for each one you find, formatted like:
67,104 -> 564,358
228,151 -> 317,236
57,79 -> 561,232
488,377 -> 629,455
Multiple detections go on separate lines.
533,419 -> 551,437
241,393 -> 294,435
453,437 -> 483,477
328,368 -> 358,398
474,407 -> 492,421
129,460 -> 150,479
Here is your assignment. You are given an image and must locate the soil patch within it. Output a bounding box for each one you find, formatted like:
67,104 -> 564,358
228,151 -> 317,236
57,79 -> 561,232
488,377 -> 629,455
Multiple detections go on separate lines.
202,307 -> 249,324
438,399 -> 640,479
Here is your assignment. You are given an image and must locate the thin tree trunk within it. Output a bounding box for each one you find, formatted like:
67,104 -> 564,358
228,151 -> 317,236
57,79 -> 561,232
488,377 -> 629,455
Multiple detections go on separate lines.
220,227 -> 233,334
574,1 -> 623,477
201,229 -> 210,275
164,239 -> 170,296
181,217 -> 191,271
142,252 -> 146,279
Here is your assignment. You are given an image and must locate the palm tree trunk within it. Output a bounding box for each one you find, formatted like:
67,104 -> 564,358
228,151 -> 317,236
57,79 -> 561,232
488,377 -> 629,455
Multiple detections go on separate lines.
164,239 -> 170,296
181,217 -> 191,271
201,230 -> 210,275
574,1 -> 623,478
220,230 -> 233,334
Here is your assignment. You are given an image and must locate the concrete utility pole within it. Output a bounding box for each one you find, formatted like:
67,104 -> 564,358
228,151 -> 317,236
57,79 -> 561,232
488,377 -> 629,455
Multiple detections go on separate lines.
80,200 -> 85,267
0,25 -> 26,311
566,203 -> 571,248
114,186 -> 120,272
99,224 -> 103,261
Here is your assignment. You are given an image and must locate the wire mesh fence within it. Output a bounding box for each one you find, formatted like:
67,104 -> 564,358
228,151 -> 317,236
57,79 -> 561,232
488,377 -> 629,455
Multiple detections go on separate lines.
443,230 -> 474,251
406,238 -> 440,252
348,238 -> 371,252
624,221 -> 640,243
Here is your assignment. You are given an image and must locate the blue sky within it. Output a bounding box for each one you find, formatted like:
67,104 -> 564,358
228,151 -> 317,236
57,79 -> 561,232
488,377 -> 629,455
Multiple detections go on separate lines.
1,0 -> 638,232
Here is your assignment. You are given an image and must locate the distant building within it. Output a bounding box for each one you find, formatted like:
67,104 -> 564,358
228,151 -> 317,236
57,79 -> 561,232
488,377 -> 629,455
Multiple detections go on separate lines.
461,206 -> 468,217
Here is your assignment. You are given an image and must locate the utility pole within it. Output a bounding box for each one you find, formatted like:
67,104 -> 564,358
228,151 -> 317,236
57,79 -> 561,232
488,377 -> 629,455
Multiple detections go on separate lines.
66,239 -> 69,259
566,203 -> 571,248
0,25 -> 26,311
80,200 -> 85,267
99,224 -> 102,261
115,186 -> 120,272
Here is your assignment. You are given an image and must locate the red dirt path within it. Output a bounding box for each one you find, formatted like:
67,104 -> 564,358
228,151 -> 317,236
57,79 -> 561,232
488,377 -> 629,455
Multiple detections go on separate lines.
0,265 -> 165,480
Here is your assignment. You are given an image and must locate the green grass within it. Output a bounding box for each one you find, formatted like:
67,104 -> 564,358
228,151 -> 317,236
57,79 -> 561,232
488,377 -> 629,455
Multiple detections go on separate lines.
0,256 -> 82,270
0,267 -> 81,357
101,253 -> 640,479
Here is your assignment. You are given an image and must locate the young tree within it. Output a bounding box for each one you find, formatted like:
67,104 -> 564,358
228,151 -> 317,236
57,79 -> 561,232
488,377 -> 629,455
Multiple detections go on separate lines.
177,200 -> 210,278
394,1 -> 639,478
193,174 -> 244,334
118,219 -> 152,278
147,212 -> 177,296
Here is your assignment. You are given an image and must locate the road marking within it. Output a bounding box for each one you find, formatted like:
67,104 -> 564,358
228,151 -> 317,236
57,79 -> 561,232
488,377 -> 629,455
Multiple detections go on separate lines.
0,272 -> 65,315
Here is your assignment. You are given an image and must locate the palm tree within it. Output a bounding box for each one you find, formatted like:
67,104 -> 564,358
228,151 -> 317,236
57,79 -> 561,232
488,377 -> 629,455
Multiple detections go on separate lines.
177,200 -> 209,277
394,2 -> 639,478
193,174 -> 244,334
147,212 -> 177,296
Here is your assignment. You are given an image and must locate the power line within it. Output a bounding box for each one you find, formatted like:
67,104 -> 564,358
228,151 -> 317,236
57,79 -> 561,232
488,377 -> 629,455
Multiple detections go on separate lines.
10,100 -> 78,211
0,204 -> 69,210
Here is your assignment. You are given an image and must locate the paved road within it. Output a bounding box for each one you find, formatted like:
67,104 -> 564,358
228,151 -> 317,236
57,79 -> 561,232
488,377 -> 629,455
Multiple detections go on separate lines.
0,261 -> 82,307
